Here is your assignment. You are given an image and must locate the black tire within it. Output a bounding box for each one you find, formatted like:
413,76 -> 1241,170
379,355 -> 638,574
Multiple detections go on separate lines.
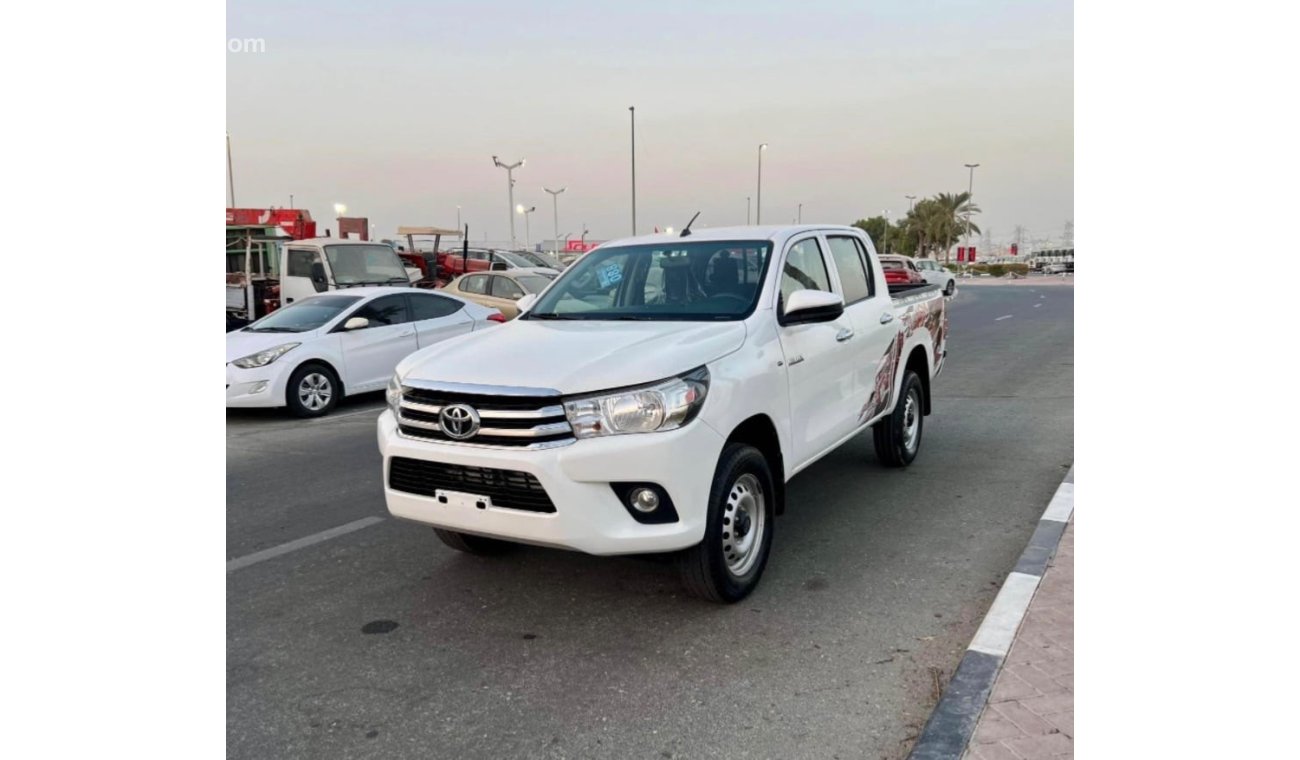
944,279 -> 956,296
285,362 -> 340,418
873,370 -> 925,467
433,528 -> 514,555
677,443 -> 776,603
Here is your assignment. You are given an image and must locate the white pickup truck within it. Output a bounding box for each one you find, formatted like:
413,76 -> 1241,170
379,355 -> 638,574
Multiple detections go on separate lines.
378,224 -> 948,602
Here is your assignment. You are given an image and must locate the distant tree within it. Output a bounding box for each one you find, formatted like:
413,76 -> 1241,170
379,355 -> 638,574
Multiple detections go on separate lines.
852,217 -> 891,252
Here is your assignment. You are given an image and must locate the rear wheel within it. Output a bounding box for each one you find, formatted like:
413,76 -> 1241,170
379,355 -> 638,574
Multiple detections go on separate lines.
677,444 -> 776,603
873,370 -> 924,467
944,279 -> 956,296
433,528 -> 515,555
285,363 -> 339,418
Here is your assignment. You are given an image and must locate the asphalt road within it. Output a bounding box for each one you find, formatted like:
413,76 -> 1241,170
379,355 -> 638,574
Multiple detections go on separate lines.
227,283 -> 1074,760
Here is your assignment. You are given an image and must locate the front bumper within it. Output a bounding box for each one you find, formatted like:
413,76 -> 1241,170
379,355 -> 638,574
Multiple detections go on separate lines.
377,409 -> 725,555
225,361 -> 291,408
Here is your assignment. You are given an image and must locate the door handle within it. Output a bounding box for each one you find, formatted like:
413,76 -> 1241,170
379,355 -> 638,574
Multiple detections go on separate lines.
835,328 -> 855,342
285,298 -> 294,304
879,312 -> 894,325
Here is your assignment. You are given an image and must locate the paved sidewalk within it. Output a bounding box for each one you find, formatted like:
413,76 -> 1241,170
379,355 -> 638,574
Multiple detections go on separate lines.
964,520 -> 1074,759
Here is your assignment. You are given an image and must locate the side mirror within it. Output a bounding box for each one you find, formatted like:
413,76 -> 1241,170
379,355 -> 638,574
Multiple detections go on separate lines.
406,267 -> 422,282
343,316 -> 370,331
782,289 -> 844,325
515,293 -> 538,312
309,261 -> 329,293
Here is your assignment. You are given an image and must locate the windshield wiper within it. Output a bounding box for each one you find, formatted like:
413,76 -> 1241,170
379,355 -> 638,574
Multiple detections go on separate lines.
385,277 -> 410,284
525,312 -> 581,320
247,326 -> 299,333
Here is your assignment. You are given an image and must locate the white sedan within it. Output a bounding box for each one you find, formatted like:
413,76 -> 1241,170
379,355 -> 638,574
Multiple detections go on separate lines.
909,257 -> 957,295
226,287 -> 503,417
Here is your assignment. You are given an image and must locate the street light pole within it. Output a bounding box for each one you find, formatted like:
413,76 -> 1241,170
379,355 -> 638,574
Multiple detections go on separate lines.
798,203 -> 802,224
226,132 -> 235,207
756,143 -> 768,224
746,196 -> 751,225
963,163 -> 980,264
882,209 -> 891,254
629,106 -> 637,236
493,155 -> 525,248
456,205 -> 462,232
544,187 -> 566,254
517,205 -> 536,249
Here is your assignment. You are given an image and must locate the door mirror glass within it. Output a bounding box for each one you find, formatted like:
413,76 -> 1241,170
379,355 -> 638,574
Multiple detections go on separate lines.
310,261 -> 329,292
516,293 -> 538,311
342,316 -> 370,331
782,289 -> 844,325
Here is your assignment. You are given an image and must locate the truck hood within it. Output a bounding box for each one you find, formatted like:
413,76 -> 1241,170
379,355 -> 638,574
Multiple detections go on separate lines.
225,330 -> 317,363
398,320 -> 747,394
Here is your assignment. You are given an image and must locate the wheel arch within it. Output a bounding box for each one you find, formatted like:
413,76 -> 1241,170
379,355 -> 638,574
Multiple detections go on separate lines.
724,414 -> 786,515
903,345 -> 932,415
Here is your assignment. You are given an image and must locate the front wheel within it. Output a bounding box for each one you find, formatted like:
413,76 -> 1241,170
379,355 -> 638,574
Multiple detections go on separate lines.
944,279 -> 956,296
677,444 -> 776,603
873,370 -> 924,467
285,363 -> 339,418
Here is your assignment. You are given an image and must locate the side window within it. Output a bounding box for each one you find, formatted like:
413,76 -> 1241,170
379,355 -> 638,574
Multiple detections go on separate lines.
461,274 -> 487,295
826,236 -> 872,303
409,293 -> 465,321
491,276 -> 524,300
286,249 -> 319,277
349,294 -> 410,327
780,237 -> 832,304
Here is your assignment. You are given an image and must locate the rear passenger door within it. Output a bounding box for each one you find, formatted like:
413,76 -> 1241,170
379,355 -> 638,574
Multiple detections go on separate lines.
825,234 -> 899,427
407,292 -> 474,348
775,234 -> 861,466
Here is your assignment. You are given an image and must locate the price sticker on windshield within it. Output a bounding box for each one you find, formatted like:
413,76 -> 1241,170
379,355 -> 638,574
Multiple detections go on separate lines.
596,262 -> 623,288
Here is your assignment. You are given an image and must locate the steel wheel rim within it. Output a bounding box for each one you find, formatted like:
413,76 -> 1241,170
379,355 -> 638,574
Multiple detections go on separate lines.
902,388 -> 921,452
723,473 -> 766,577
299,373 -> 332,411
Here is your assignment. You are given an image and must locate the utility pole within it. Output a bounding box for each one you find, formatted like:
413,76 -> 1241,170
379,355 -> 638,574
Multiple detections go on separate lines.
545,187 -> 566,254
629,106 -> 637,235
798,203 -> 802,224
962,163 -> 980,265
493,156 -> 525,248
756,144 -> 768,224
226,132 -> 236,207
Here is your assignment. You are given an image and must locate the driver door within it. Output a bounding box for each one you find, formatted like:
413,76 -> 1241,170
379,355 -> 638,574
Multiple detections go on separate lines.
337,294 -> 419,392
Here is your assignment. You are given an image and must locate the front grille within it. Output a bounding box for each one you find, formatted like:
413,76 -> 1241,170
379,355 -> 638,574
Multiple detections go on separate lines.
396,384 -> 574,449
388,457 -> 557,513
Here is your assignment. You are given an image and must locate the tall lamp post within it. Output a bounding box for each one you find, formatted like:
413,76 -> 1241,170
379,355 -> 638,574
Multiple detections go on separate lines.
755,144 -> 768,224
882,209 -> 891,254
517,204 -> 536,249
456,205 -> 462,232
746,196 -> 751,225
629,106 -> 637,235
963,163 -> 980,264
544,186 -> 566,254
798,203 -> 803,224
493,155 -> 525,248
226,132 -> 236,207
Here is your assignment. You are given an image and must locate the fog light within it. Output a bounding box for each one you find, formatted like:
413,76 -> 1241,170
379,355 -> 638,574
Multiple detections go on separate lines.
249,380 -> 268,394
630,487 -> 660,513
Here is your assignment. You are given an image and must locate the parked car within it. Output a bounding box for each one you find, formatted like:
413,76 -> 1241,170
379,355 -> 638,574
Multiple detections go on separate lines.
878,255 -> 926,286
227,287 -> 504,417
442,270 -> 557,320
909,257 -> 957,295
379,225 -> 949,602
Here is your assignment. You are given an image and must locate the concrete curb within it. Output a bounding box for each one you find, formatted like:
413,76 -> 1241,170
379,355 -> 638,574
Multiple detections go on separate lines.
908,467 -> 1074,759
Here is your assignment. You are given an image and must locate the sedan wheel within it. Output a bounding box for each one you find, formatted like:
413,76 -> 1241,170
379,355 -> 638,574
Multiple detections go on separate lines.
286,364 -> 340,418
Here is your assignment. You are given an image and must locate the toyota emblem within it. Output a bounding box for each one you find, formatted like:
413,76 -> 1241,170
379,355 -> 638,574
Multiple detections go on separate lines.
438,403 -> 481,440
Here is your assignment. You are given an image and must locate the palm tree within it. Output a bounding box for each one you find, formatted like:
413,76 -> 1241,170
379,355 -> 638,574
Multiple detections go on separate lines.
933,192 -> 981,263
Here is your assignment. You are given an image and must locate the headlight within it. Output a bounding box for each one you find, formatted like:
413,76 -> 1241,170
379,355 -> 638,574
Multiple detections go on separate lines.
564,367 -> 709,438
232,342 -> 300,369
386,373 -> 403,416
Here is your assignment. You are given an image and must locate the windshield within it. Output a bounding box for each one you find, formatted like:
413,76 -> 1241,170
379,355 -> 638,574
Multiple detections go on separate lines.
494,251 -> 539,269
524,240 -> 772,321
243,295 -> 362,333
325,244 -> 410,286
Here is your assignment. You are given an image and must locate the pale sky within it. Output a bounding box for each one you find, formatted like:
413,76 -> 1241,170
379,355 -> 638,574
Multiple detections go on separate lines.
227,0 -> 1072,249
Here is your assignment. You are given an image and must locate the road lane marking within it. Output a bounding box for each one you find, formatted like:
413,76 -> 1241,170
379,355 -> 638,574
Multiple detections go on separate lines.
227,516 -> 385,573
995,314 -> 1013,321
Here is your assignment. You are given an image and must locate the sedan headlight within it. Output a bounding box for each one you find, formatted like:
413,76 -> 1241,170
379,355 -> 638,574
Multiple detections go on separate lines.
564,367 -> 709,438
231,342 -> 300,369
386,373 -> 403,416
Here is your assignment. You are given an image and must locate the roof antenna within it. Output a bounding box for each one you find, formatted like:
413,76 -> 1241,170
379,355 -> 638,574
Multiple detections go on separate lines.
679,211 -> 701,237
